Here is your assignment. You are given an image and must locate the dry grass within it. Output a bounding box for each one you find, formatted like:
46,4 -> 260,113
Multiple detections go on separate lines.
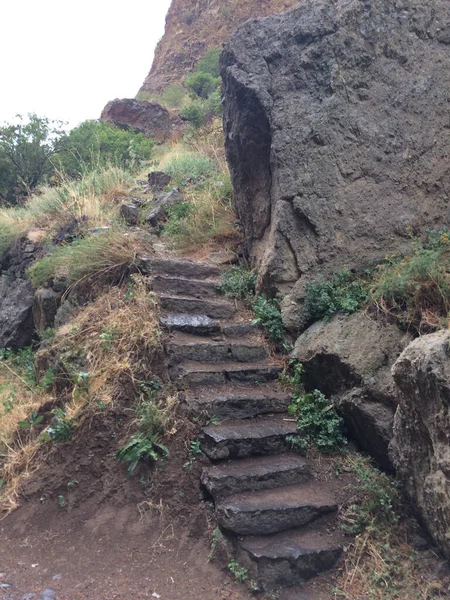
27,230 -> 152,290
44,275 -> 163,408
0,363 -> 51,513
0,276 -> 163,514
0,165 -> 135,254
334,456 -> 449,599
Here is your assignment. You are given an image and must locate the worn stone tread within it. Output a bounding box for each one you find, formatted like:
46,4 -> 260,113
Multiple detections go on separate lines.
159,294 -> 236,319
236,521 -> 343,589
201,454 -> 310,500
216,482 -> 338,535
149,257 -> 221,279
171,360 -> 281,385
151,274 -> 220,298
160,313 -> 221,336
166,333 -> 269,364
201,418 -> 298,460
185,383 -> 290,419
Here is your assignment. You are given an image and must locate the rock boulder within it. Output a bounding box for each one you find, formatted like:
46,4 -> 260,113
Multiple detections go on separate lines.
294,312 -> 412,469
0,276 -> 34,349
100,98 -> 172,143
221,0 -> 450,331
391,331 -> 450,559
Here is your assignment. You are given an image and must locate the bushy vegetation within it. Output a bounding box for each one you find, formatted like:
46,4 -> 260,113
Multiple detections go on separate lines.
55,120 -> 154,178
285,361 -> 347,453
251,296 -> 284,341
0,114 -> 66,204
0,115 -> 154,207
160,150 -> 215,184
218,266 -> 256,300
305,270 -> 369,321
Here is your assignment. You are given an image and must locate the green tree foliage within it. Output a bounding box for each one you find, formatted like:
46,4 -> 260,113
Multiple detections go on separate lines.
181,47 -> 222,128
196,47 -> 222,77
56,120 -> 154,178
0,113 -> 65,203
185,72 -> 220,99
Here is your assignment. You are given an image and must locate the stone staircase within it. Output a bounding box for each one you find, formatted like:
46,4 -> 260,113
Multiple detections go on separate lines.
150,255 -> 345,592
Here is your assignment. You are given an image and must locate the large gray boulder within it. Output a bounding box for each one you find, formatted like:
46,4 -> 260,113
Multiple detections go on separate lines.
221,0 -> 450,331
294,312 -> 412,469
0,276 -> 34,349
390,331 -> 450,559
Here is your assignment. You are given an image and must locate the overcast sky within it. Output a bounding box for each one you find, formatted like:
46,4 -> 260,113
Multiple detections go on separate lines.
1,0 -> 172,129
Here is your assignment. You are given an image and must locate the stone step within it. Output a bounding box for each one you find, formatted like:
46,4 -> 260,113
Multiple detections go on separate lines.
184,383 -> 290,419
166,333 -> 269,364
170,361 -> 281,386
200,419 -> 298,460
201,454 -> 310,500
150,257 -> 221,279
152,274 -> 220,298
235,521 -> 343,590
159,294 -> 236,319
216,482 -> 338,535
160,313 -> 221,336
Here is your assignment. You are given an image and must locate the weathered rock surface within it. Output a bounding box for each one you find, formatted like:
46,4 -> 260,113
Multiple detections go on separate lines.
221,0 -> 450,330
390,331 -> 450,559
294,312 -> 412,469
145,189 -> 184,228
138,0 -> 300,96
148,171 -> 172,192
0,276 -> 34,349
100,98 -> 172,143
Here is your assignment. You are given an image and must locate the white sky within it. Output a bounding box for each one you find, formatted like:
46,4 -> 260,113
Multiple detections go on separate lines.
0,0 -> 172,130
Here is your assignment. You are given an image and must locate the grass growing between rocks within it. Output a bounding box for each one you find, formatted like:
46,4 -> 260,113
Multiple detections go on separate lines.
334,456 -> 449,599
154,124 -> 240,254
27,229 -> 150,290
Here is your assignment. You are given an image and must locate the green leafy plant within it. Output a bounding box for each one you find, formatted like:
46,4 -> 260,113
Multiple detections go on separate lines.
183,439 -> 202,473
45,408 -> 74,442
17,410 -> 44,429
251,295 -> 284,341
288,389 -> 347,453
115,433 -> 168,475
161,151 -> 215,184
305,270 -> 369,321
218,266 -> 256,300
228,560 -> 248,583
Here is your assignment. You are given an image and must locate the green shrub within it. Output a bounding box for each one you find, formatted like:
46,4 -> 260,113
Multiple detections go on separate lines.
288,389 -> 347,453
218,267 -> 256,300
115,433 -> 168,475
196,47 -> 221,78
179,90 -> 222,129
55,120 -> 154,178
251,295 -> 284,341
161,152 -> 215,183
185,72 -> 220,99
305,270 -> 369,321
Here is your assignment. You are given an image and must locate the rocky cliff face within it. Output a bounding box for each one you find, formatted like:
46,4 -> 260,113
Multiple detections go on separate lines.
391,332 -> 450,560
139,0 -> 299,95
221,0 -> 450,331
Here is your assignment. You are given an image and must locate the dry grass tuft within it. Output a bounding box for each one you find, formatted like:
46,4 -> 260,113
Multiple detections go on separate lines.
45,275 -> 163,408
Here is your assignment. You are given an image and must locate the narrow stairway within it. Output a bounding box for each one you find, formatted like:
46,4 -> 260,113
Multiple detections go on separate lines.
151,255 -> 346,592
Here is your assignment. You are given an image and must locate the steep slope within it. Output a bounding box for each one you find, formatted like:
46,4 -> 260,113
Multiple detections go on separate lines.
139,0 -> 299,95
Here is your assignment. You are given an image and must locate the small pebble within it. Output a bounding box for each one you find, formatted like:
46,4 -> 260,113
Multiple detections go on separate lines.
51,576 -> 62,582
0,584 -> 11,589
22,594 -> 36,600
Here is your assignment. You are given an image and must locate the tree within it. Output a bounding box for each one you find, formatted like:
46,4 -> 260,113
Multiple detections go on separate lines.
0,114 -> 65,201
